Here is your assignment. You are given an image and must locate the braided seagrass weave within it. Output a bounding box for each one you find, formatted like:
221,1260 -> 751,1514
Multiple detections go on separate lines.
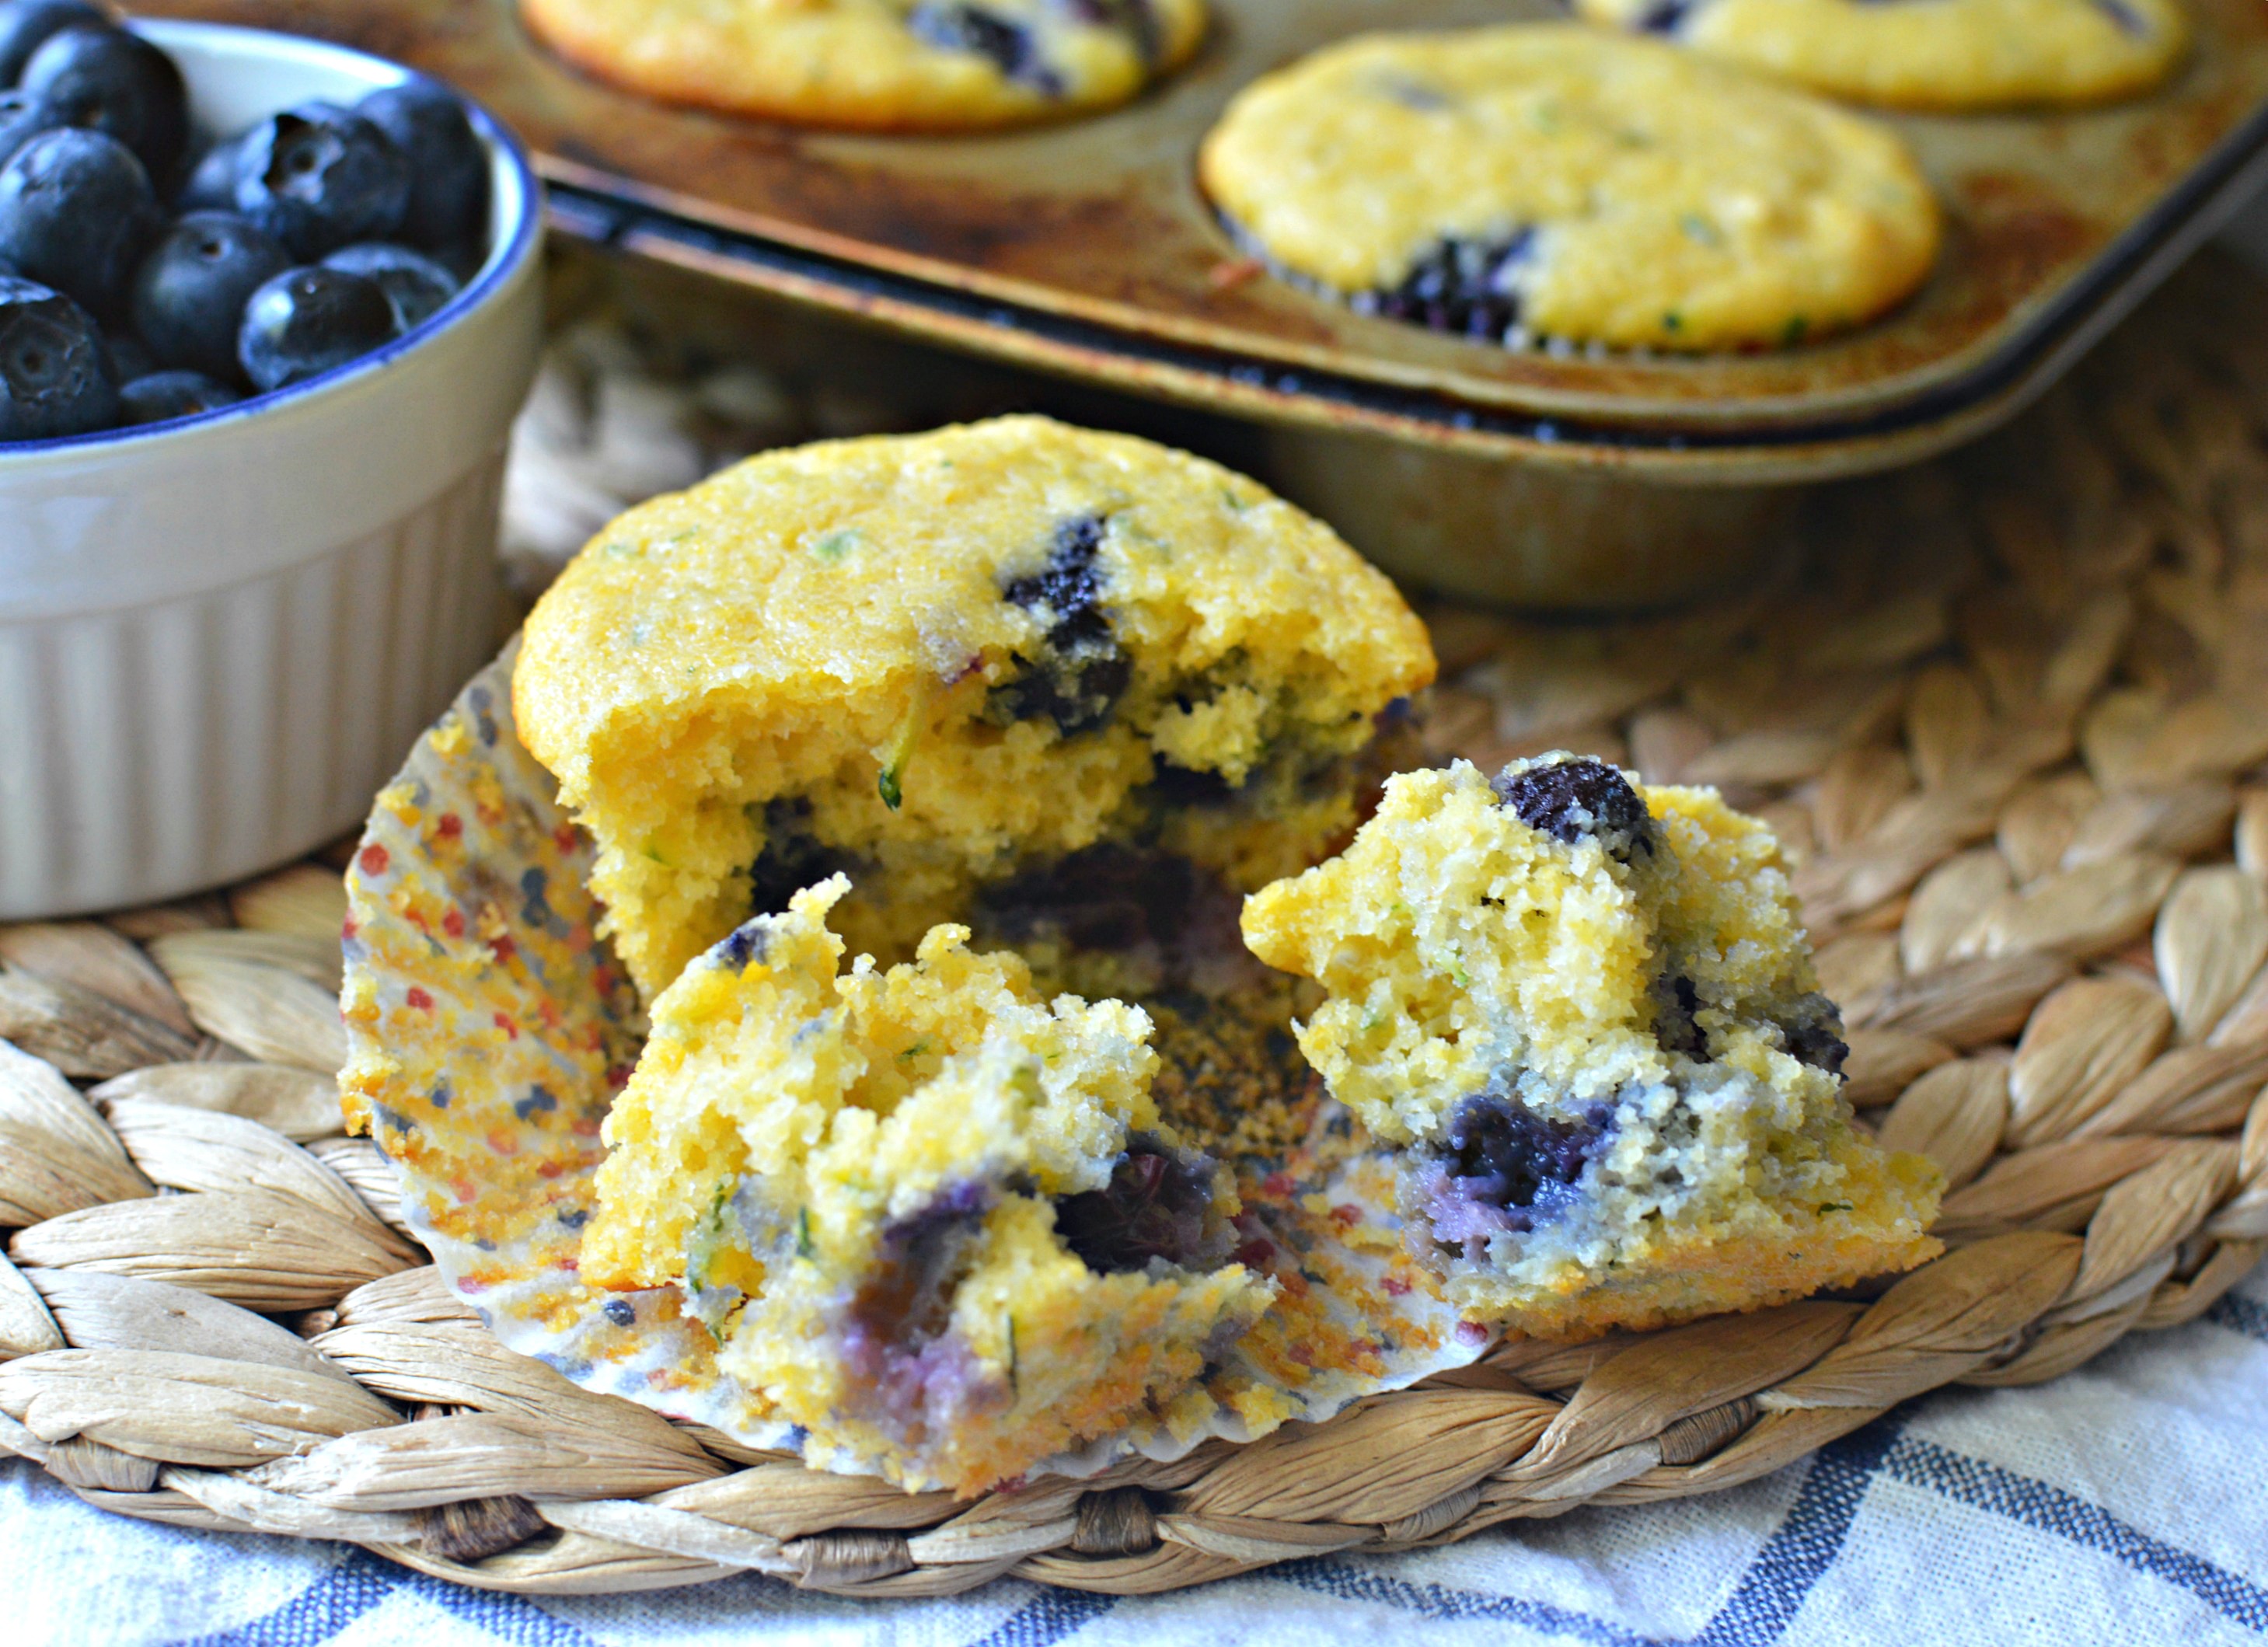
3,252 -> 2268,1599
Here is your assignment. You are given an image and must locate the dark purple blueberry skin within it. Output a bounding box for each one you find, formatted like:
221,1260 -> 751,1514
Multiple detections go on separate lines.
236,263 -> 395,391
99,321 -> 145,379
322,239 -> 458,333
0,270 -> 114,440
1373,230 -> 1534,340
745,795 -> 853,918
232,102 -> 410,260
1636,0 -> 1700,32
18,23 -> 186,187
0,125 -> 157,318
131,211 -> 289,382
0,85 -> 57,168
1492,755 -> 1654,853
990,513 -> 1129,734
174,132 -> 243,211
0,0 -> 106,87
353,79 -> 487,257
905,4 -> 1061,93
117,365 -> 237,424
979,843 -> 1197,953
1778,992 -> 1851,1076
1053,1141 -> 1221,1273
1435,1090 -> 1608,1230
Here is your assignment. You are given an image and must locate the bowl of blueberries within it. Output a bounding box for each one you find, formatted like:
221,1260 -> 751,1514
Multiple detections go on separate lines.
0,2 -> 543,920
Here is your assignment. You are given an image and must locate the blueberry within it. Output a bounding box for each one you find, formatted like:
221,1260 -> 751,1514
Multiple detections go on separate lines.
0,0 -> 106,87
354,80 -> 487,256
233,102 -> 409,260
1777,992 -> 1850,1076
1492,755 -> 1654,855
1374,231 -> 1534,340
0,126 -> 157,317
1437,1091 -> 1606,1216
906,4 -> 1059,92
236,264 -> 393,391
0,272 -> 113,440
131,210 -> 288,381
746,797 -> 851,917
19,23 -> 186,187
175,131 -> 243,211
1052,1141 -> 1219,1273
0,86 -> 57,167
990,515 -> 1129,734
99,323 -> 145,379
322,240 -> 457,332
117,366 -> 236,424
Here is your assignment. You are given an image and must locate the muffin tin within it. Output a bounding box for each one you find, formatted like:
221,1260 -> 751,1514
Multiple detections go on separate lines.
129,0 -> 2268,476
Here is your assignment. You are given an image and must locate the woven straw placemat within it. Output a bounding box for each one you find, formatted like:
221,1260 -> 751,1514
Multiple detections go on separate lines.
3,251 -> 2267,1601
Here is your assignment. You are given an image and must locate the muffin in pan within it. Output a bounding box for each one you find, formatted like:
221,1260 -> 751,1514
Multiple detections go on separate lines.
1198,24 -> 1941,354
1240,754 -> 1943,1337
513,414 -> 1435,1002
583,874 -> 1274,1493
519,0 -> 1206,131
1573,0 -> 2189,111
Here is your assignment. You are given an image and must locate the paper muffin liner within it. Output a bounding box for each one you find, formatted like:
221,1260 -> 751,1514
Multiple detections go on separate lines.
340,644 -> 1488,1489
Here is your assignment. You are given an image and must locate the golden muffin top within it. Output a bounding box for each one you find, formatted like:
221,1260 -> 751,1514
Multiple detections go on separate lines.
1199,23 -> 1942,351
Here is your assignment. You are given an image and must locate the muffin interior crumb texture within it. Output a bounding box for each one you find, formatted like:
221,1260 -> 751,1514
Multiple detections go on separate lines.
1240,753 -> 1943,1336
583,875 -> 1273,1493
512,415 -> 1436,1002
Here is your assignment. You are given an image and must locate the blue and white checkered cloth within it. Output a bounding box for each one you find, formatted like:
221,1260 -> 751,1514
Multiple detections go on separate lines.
12,1265 -> 2264,1647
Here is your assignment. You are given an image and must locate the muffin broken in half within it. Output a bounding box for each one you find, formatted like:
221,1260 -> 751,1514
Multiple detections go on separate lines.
584,874 -> 1272,1493
512,415 -> 1434,1000
1240,754 -> 1941,1338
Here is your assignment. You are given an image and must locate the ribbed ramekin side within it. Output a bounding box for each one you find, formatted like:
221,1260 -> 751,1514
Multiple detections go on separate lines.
0,453 -> 505,920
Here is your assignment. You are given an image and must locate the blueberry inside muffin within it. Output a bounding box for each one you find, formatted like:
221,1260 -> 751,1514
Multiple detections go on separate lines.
1240,754 -> 1942,1336
583,876 -> 1272,1492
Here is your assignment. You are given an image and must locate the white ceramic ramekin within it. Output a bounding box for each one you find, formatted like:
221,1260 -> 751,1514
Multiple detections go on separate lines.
0,20 -> 543,919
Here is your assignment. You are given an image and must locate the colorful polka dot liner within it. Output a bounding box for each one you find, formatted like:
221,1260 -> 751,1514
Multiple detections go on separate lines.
339,644 -> 1488,1488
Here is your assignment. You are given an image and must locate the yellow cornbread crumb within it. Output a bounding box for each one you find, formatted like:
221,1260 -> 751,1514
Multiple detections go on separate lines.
1198,24 -> 1941,351
586,875 -> 1272,1493
514,415 -> 1435,1000
1242,755 -> 1941,1338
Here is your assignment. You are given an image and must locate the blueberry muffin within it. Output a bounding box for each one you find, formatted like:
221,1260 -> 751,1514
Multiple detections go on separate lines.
1197,24 -> 1941,352
1574,0 -> 2189,110
1240,755 -> 1942,1337
584,875 -> 1272,1493
513,415 -> 1435,1002
519,0 -> 1206,131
